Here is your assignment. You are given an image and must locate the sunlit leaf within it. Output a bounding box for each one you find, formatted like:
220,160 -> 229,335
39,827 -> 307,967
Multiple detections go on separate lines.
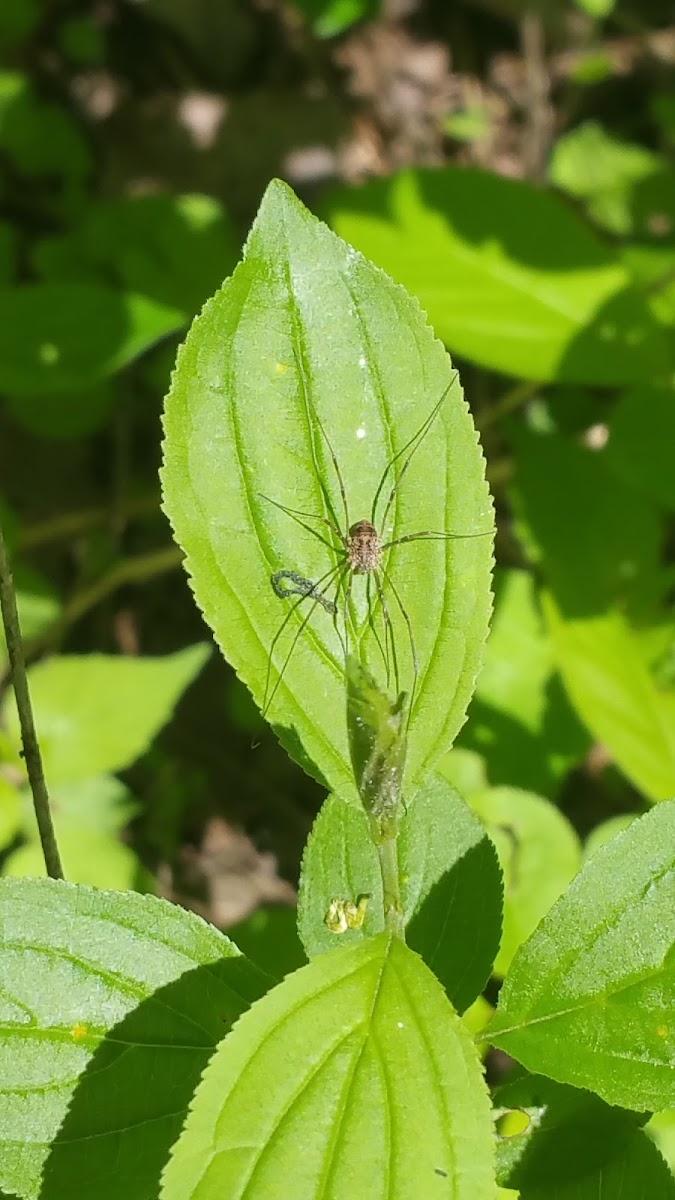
1,645 -> 210,784
162,178 -> 493,799
324,168 -> 667,384
161,935 -> 496,1199
489,802 -> 675,1111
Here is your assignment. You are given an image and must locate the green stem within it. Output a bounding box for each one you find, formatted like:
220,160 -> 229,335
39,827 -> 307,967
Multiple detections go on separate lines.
377,833 -> 404,937
0,523 -> 63,880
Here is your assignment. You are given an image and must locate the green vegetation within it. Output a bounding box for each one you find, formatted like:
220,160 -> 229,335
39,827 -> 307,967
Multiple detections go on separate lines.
1,0 -> 674,1195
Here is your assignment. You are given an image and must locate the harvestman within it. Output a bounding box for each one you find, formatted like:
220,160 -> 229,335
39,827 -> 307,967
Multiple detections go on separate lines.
261,373 -> 492,720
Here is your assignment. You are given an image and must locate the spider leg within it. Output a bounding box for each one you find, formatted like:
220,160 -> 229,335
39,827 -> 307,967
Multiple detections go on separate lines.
381,528 -> 494,549
262,560 -> 343,719
313,408 -> 351,534
366,569 -> 390,688
381,565 -> 417,726
260,493 -> 346,551
291,347 -> 348,538
370,374 -> 457,531
374,569 -> 400,699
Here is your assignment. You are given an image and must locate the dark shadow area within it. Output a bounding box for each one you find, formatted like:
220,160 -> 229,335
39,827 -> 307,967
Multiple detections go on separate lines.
407,835 -> 502,1015
459,673 -> 589,798
40,954 -> 271,1200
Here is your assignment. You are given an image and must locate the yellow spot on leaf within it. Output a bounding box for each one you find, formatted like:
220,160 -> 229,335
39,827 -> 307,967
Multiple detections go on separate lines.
70,1023 -> 89,1041
275,362 -> 288,374
657,1025 -> 669,1038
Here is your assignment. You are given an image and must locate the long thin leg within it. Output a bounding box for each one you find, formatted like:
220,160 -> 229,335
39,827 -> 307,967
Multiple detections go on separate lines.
313,408 -> 351,535
370,374 -> 457,531
292,346 -> 345,538
374,570 -> 400,698
381,565 -> 417,724
381,528 -> 494,549
262,561 -> 343,718
366,569 -> 390,687
260,493 -> 346,552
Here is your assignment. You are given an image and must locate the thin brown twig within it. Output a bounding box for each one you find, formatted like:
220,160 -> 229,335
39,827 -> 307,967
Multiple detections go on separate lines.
0,522 -> 63,879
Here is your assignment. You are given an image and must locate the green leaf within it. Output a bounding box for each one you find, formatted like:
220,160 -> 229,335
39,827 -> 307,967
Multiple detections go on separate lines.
469,786 -> 580,976
573,0 -> 616,17
495,1074 -> 675,1198
298,775 -> 502,1012
583,813 -> 638,861
162,178 -> 493,800
0,777 -> 21,851
0,284 -> 183,397
34,194 -> 238,319
545,600 -> 675,802
456,570 -> 588,794
647,1109 -> 675,1178
3,827 -> 146,891
0,72 -> 90,183
323,168 -> 668,384
489,801 -> 675,1111
622,243 -> 675,331
289,0 -> 377,37
400,775 -> 502,1010
607,386 -> 675,510
0,878 -> 268,1200
161,934 -> 496,1199
551,121 -> 675,241
1,645 -> 210,784
297,792 -> 384,954
6,776 -> 143,891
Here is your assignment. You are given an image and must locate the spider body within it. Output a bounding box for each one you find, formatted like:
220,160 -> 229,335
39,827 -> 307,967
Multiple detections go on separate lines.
347,519 -> 382,574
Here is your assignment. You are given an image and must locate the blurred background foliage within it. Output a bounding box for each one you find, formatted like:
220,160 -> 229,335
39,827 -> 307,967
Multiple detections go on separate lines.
0,0 -> 674,1038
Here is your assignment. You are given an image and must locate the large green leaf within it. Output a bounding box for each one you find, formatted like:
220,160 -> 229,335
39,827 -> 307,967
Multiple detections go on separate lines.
495,1074 -> 675,1198
161,178 -> 493,800
0,878 -> 268,1200
323,168 -> 668,384
469,786 -> 581,976
161,934 -> 496,1199
1,645 -> 210,784
298,775 -> 502,1011
489,801 -> 675,1111
0,284 -> 183,396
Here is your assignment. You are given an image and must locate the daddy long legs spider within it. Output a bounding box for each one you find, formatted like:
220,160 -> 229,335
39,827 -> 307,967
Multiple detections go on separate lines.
261,373 -> 493,723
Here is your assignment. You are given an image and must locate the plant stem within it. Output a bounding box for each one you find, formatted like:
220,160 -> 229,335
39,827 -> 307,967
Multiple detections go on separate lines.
0,523 -> 63,880
377,833 -> 404,938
